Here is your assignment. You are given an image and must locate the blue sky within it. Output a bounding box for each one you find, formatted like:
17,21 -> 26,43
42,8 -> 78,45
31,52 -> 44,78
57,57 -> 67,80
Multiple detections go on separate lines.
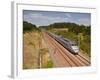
23,10 -> 91,27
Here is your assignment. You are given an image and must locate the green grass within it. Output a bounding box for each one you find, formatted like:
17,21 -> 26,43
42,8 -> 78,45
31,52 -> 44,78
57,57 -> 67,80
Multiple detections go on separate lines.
44,60 -> 54,68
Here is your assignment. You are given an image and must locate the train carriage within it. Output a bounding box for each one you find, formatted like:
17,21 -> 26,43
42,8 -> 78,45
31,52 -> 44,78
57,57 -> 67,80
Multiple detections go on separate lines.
47,32 -> 79,55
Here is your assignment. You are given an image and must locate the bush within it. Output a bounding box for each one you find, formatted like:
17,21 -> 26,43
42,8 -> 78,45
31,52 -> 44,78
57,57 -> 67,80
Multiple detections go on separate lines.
23,21 -> 37,33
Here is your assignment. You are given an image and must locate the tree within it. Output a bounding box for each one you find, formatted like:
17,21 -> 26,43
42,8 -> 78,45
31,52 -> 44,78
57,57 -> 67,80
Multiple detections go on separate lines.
23,21 -> 37,33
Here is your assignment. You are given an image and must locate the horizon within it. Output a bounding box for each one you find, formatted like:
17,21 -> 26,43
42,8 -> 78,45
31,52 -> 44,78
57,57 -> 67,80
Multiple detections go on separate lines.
23,21 -> 91,28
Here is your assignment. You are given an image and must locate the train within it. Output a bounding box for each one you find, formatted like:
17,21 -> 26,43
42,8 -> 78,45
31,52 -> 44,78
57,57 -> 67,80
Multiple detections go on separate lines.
47,32 -> 79,55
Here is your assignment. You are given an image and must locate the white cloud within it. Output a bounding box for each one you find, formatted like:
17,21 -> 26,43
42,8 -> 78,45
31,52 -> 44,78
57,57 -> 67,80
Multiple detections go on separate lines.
23,11 -> 91,26
65,13 -> 72,18
24,12 -> 68,26
78,18 -> 91,25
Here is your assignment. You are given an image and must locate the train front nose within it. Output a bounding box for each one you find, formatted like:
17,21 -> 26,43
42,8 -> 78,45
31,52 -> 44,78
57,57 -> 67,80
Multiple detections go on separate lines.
71,46 -> 79,53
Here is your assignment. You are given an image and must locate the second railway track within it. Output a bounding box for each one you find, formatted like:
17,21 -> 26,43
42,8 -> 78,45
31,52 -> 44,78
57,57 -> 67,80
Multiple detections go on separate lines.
44,32 -> 90,67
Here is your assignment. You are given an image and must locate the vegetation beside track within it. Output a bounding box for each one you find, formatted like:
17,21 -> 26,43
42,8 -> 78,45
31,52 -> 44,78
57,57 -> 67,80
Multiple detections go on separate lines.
23,21 -> 54,69
40,22 -> 91,57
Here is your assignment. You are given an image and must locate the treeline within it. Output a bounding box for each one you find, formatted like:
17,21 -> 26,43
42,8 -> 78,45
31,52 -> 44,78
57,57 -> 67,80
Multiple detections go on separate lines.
23,21 -> 40,33
40,22 -> 91,35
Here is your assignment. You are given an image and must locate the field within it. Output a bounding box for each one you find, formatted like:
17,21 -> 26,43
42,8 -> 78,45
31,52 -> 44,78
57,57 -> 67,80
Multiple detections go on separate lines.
23,31 -> 53,69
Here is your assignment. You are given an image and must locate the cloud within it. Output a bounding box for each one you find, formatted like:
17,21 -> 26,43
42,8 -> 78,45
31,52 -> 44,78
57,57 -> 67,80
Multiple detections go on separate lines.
24,12 -> 68,26
23,10 -> 91,26
65,13 -> 72,18
77,18 -> 91,25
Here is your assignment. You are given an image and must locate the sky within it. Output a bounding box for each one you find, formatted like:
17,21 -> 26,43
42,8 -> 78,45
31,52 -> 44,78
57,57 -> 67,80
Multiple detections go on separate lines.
23,10 -> 91,27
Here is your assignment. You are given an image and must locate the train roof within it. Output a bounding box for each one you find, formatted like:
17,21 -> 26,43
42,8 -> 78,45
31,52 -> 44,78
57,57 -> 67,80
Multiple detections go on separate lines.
63,38 -> 76,44
48,32 -> 77,45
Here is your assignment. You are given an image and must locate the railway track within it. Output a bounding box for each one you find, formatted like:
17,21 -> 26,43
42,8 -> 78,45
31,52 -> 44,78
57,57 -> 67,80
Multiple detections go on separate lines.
75,54 -> 90,65
43,32 -> 90,67
75,55 -> 90,66
43,32 -> 72,67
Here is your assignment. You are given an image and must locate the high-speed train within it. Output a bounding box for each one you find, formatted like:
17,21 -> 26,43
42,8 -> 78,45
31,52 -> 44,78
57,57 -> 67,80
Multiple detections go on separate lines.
47,32 -> 79,55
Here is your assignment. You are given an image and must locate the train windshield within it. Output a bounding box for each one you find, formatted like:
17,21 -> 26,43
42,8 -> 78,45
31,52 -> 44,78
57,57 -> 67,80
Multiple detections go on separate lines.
71,43 -> 77,46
